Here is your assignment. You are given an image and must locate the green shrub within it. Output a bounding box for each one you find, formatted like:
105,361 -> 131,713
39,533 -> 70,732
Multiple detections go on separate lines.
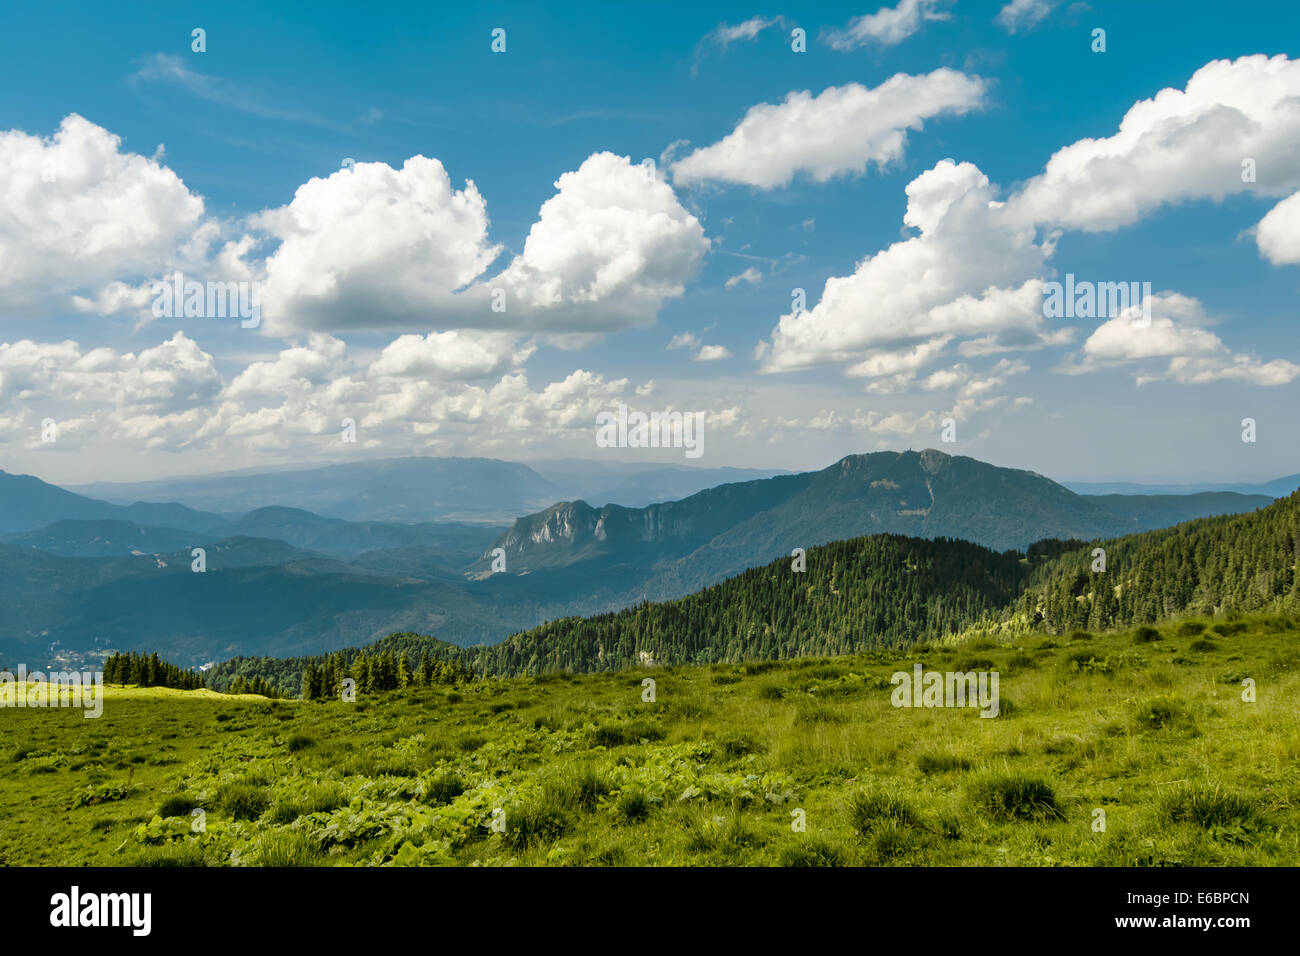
216,782 -> 269,821
586,721 -> 666,748
1131,697 -> 1190,732
254,829 -> 324,867
778,838 -> 844,867
545,766 -> 610,813
1158,785 -> 1261,832
848,789 -> 920,836
286,734 -> 315,752
502,799 -> 572,849
1006,652 -> 1036,673
1133,627 -> 1163,644
1064,649 -> 1104,669
967,772 -> 1062,821
916,751 -> 972,774
157,794 -> 198,818
1176,621 -> 1207,637
795,701 -> 846,725
615,789 -> 652,824
422,772 -> 466,806
865,819 -> 922,861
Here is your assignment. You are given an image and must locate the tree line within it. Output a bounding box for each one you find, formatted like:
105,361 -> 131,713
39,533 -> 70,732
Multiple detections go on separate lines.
102,651 -> 205,690
206,632 -> 475,698
454,534 -> 1032,676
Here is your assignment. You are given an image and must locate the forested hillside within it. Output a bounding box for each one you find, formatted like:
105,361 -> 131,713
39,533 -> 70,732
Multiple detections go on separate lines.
1006,490 -> 1300,633
457,491 -> 1300,678
461,535 -> 1030,676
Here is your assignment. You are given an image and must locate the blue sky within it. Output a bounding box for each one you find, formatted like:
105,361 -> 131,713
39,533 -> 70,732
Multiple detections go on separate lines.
1,0 -> 1298,486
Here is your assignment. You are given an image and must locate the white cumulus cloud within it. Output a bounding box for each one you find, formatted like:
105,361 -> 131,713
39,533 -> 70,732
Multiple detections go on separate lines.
824,0 -> 951,50
671,70 -> 987,189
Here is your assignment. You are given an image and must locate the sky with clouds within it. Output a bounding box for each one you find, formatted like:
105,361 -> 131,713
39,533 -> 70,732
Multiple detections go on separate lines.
1,0 -> 1298,486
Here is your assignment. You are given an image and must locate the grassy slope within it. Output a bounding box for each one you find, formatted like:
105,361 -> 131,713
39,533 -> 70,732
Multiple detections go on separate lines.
2,615 -> 1298,866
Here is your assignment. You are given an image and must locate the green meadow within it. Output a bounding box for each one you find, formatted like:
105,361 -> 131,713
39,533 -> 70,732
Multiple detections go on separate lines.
2,615 -> 1298,866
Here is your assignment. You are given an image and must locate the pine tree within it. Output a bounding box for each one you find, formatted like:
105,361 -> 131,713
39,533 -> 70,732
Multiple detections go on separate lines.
302,662 -> 321,700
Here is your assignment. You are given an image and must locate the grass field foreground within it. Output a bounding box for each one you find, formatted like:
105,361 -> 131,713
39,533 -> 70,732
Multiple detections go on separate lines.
2,615 -> 1297,866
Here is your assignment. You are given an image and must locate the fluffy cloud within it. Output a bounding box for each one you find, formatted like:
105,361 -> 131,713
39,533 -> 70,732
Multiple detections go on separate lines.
0,114 -> 204,309
368,331 -> 534,380
758,161 -> 1053,372
846,337 -> 951,380
0,330 -> 756,462
824,0 -> 951,50
492,152 -> 709,329
1162,355 -> 1300,386
224,334 -> 350,399
1005,55 -> 1300,239
255,156 -> 501,334
0,332 -> 223,451
995,0 -> 1056,34
0,331 -> 220,412
671,70 -> 987,189
1255,190 -> 1300,264
1073,293 -> 1300,385
1080,297 -> 1222,364
257,151 -> 707,336
760,56 -> 1300,385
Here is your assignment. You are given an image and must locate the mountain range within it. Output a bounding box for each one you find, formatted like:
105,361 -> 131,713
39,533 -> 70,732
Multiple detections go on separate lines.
473,449 -> 1275,603
67,457 -> 790,523
0,450 -> 1287,668
212,484 -> 1300,688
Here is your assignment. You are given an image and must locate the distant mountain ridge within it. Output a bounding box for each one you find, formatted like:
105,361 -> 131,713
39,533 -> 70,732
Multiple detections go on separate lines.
1065,475 -> 1300,497
0,470 -> 224,535
475,450 -> 1273,602
68,456 -> 790,522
